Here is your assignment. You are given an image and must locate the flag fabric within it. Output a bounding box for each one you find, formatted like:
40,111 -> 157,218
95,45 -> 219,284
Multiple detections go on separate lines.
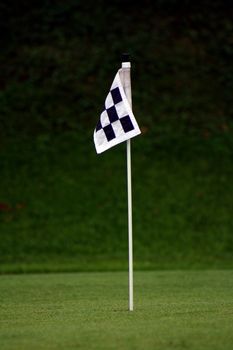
94,69 -> 141,154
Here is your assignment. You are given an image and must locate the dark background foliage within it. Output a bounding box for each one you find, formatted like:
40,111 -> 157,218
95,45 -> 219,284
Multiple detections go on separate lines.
0,1 -> 232,273
0,0 -> 232,137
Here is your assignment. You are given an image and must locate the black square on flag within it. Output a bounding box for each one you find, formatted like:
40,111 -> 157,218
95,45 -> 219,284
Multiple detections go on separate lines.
107,106 -> 119,123
120,115 -> 134,132
103,124 -> 116,141
111,87 -> 122,105
96,120 -> 102,131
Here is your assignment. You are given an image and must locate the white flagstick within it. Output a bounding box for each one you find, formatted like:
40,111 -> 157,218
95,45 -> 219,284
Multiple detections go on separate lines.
127,138 -> 133,312
121,57 -> 134,311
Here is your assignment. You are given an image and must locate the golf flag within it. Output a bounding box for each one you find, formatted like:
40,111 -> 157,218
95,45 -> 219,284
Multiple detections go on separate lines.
94,58 -> 137,311
94,69 -> 141,154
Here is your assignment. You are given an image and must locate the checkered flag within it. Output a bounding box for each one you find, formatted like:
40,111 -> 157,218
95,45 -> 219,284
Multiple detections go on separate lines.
94,69 -> 141,154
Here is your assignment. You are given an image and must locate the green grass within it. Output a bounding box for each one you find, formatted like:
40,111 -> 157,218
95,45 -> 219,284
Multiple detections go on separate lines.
0,131 -> 233,273
0,270 -> 233,350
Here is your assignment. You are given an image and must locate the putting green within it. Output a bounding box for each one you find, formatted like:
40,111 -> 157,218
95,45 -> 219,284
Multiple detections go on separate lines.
0,270 -> 233,349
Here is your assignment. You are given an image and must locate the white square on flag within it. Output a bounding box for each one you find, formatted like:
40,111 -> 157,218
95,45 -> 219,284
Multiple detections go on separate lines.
94,69 -> 141,154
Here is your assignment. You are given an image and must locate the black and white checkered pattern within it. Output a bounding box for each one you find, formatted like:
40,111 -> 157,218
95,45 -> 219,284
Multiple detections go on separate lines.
94,70 -> 141,154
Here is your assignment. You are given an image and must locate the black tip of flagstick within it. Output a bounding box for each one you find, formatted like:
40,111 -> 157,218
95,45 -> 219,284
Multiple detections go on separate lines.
122,53 -> 130,62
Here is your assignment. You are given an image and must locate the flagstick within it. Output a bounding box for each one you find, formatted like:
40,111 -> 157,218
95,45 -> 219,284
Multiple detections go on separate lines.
127,138 -> 133,312
122,57 -> 134,311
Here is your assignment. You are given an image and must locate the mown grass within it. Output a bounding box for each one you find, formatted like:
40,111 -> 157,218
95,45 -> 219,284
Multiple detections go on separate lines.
0,130 -> 232,273
0,270 -> 233,350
